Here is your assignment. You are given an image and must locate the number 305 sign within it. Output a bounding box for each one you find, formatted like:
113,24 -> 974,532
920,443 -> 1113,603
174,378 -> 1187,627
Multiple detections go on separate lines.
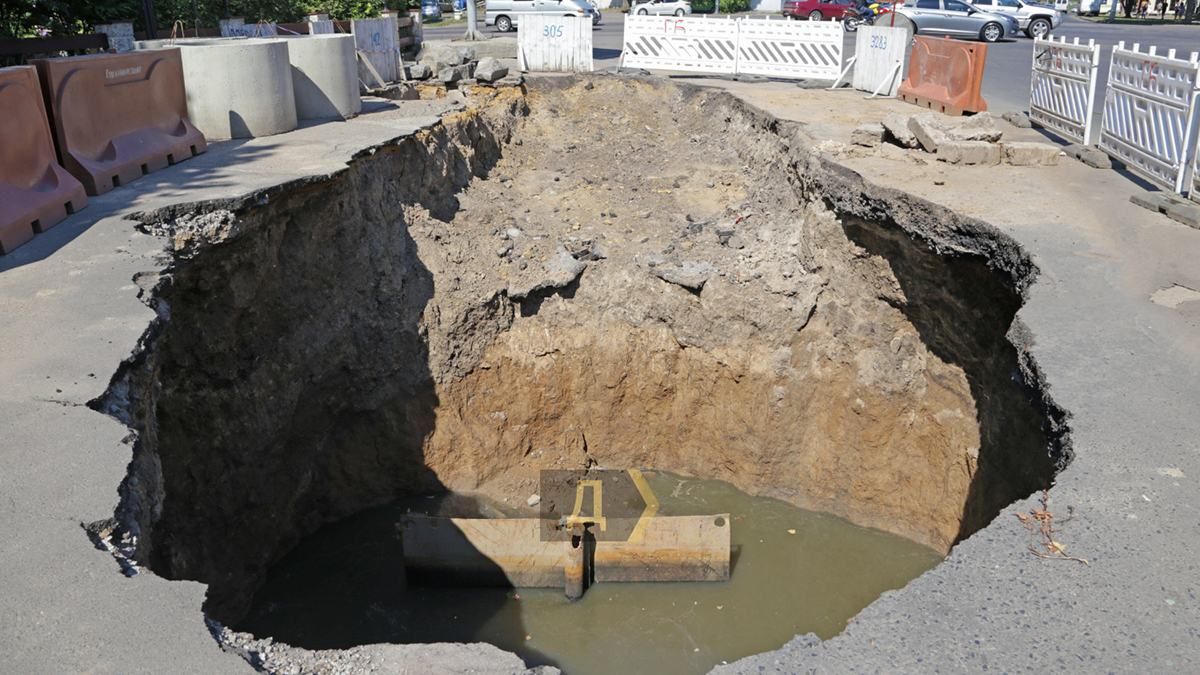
519,14 -> 593,73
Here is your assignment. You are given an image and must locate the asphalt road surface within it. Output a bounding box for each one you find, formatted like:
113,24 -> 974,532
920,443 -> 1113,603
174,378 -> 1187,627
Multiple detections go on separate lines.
424,14 -> 1200,113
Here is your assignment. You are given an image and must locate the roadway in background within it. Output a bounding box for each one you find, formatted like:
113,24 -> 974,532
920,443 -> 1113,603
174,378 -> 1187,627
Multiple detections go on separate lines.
423,14 -> 1200,113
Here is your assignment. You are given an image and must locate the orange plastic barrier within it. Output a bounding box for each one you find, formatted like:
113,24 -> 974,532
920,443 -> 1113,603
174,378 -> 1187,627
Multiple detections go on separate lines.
898,36 -> 988,116
0,66 -> 87,255
33,49 -> 206,196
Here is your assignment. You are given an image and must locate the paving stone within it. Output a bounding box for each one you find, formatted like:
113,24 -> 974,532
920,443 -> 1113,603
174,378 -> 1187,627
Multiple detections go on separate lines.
1003,142 -> 1061,166
1129,191 -> 1171,214
1164,198 -> 1200,230
937,140 -> 1002,166
1065,143 -> 1113,169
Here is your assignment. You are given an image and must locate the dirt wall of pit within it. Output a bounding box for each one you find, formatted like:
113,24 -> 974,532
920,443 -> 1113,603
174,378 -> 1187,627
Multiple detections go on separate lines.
91,78 -> 1068,629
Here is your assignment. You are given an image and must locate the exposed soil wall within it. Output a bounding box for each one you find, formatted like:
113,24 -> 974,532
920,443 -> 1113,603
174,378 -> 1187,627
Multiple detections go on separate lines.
93,77 -> 1068,628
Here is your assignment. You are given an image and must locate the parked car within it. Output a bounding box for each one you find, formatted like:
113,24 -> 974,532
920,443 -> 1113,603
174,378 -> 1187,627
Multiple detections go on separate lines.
421,0 -> 443,20
966,0 -> 1061,38
782,0 -> 856,20
631,0 -> 693,16
895,0 -> 1019,42
486,0 -> 594,32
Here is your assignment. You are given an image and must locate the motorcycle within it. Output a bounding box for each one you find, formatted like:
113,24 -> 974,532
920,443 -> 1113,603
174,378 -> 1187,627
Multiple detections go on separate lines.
842,2 -> 892,32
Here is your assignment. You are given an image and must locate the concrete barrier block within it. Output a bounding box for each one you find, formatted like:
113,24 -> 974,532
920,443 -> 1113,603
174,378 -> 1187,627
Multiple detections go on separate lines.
1003,142 -> 1061,166
32,50 -> 206,196
0,65 -> 88,254
937,140 -> 1001,166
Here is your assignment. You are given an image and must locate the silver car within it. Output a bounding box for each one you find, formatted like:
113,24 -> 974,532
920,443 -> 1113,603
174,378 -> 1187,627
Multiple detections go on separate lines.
631,0 -> 693,15
896,0 -> 1019,42
486,0 -> 593,32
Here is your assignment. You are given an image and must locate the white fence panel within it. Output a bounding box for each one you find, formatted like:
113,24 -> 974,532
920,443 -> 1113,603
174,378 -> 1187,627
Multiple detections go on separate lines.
736,18 -> 842,81
1030,36 -> 1101,145
1100,43 -> 1200,194
622,15 -> 739,75
518,15 -> 593,73
851,25 -> 907,96
308,19 -> 336,35
353,17 -> 401,84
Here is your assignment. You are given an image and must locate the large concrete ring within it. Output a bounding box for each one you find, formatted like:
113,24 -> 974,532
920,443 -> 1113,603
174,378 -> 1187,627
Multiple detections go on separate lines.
282,34 -> 362,122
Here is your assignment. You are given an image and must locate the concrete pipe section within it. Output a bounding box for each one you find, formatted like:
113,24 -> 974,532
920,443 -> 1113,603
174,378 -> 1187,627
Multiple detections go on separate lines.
282,34 -> 362,122
136,38 -> 297,140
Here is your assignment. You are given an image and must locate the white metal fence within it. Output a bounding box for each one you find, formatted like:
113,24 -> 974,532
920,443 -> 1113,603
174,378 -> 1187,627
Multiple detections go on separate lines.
1030,36 -> 1101,145
621,15 -> 843,81
736,19 -> 842,81
518,15 -> 594,73
622,15 -> 740,75
1099,43 -> 1200,194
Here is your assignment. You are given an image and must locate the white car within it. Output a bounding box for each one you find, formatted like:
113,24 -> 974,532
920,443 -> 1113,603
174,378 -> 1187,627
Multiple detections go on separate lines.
967,0 -> 1062,38
631,0 -> 693,15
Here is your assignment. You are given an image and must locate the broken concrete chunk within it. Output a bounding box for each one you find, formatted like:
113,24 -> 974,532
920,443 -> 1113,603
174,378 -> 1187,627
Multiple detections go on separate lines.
908,114 -> 949,153
651,261 -> 715,291
455,46 -> 477,63
1064,143 -> 1112,170
851,123 -> 885,148
937,140 -> 1001,166
1002,111 -> 1032,128
946,115 -> 1003,143
507,247 -> 587,299
1002,141 -> 1060,166
439,65 -> 470,84
881,113 -> 920,148
405,63 -> 432,80
426,44 -> 466,69
474,57 -> 509,83
526,494 -> 541,507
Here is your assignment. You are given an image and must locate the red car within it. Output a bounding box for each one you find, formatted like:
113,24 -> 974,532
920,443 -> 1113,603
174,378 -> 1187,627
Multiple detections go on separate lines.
782,0 -> 857,20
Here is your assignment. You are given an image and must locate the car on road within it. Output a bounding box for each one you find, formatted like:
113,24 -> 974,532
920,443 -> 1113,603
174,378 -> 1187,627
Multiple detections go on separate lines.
966,0 -> 1061,38
422,0 -> 444,20
631,0 -> 693,16
486,0 -> 594,32
895,0 -> 1019,42
781,0 -> 857,21
588,0 -> 604,25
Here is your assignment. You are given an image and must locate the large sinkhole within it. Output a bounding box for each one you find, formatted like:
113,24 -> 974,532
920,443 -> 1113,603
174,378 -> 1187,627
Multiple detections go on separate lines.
95,78 -> 1069,674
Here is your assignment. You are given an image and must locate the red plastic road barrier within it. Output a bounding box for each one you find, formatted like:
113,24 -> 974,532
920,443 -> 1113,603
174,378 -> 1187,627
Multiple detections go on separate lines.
0,66 -> 87,255
33,49 -> 207,196
898,36 -> 988,116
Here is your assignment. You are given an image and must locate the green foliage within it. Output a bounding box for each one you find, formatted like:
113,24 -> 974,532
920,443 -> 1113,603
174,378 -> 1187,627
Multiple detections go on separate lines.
690,0 -> 716,12
0,0 -> 392,38
717,0 -> 749,12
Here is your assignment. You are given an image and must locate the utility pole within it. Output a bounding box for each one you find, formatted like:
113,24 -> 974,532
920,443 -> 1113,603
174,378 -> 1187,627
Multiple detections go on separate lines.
464,0 -> 484,40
